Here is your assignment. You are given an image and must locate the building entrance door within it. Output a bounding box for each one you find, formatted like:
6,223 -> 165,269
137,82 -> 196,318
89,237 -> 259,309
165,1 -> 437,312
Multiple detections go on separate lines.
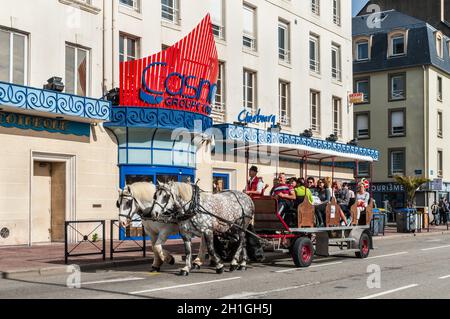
32,162 -> 52,243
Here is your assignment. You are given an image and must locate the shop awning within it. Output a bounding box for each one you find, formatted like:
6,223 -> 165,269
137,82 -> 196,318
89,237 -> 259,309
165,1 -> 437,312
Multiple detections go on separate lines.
234,143 -> 375,163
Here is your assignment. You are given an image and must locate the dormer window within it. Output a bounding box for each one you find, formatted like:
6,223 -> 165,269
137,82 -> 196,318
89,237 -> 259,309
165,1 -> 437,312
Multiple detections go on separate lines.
357,41 -> 369,60
436,32 -> 444,58
388,30 -> 408,57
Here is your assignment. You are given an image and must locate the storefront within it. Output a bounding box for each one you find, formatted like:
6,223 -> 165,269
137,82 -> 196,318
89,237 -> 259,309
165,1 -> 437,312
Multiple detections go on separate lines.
0,81 -> 116,246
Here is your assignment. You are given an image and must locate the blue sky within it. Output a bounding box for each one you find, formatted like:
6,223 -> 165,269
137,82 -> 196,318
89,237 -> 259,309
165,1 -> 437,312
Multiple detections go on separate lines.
353,0 -> 369,16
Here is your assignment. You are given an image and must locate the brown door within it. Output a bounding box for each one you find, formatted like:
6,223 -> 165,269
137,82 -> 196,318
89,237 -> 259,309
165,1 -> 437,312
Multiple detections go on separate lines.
51,163 -> 66,242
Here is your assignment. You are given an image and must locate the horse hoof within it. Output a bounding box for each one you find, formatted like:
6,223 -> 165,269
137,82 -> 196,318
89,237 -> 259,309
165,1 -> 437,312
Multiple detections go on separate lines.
150,267 -> 160,273
229,265 -> 238,272
169,256 -> 176,265
192,263 -> 201,270
179,270 -> 189,276
216,267 -> 224,275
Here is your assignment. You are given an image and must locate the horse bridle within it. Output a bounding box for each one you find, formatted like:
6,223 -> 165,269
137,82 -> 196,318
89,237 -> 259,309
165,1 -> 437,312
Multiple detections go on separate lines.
150,184 -> 200,222
117,190 -> 143,222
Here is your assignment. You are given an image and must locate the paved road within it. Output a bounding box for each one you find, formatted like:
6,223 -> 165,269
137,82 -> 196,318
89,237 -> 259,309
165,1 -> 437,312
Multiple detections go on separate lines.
1,233 -> 449,299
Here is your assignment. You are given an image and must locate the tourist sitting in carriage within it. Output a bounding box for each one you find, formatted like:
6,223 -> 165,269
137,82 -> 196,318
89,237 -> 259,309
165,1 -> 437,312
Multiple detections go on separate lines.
294,178 -> 314,208
336,182 -> 353,226
271,173 -> 297,227
356,183 -> 370,224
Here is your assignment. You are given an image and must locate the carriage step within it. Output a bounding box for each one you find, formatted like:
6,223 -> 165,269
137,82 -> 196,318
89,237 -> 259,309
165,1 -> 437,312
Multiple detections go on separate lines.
274,249 -> 290,254
329,238 -> 356,244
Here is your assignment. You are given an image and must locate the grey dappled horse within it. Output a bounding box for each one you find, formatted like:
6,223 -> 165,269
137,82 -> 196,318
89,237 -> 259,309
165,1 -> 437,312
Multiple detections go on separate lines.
150,182 -> 255,276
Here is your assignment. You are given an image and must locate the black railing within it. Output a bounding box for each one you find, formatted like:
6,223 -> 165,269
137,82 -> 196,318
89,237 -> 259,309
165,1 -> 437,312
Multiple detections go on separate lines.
65,220 -> 106,264
110,220 -> 146,260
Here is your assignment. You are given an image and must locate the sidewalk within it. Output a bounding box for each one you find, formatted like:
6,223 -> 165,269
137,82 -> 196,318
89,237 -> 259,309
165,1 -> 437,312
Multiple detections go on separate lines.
1,225 -> 449,278
0,238 -> 200,278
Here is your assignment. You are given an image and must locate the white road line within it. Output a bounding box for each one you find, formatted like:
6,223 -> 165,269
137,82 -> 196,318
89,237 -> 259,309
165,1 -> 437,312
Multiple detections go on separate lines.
274,262 -> 343,273
82,277 -> 145,286
421,245 -> 450,251
220,282 -> 321,299
358,284 -> 419,300
439,275 -> 450,279
129,277 -> 241,295
366,252 -> 409,259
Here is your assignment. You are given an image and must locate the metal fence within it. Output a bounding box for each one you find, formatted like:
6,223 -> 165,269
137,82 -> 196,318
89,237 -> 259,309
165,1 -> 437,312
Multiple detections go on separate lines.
64,220 -> 106,264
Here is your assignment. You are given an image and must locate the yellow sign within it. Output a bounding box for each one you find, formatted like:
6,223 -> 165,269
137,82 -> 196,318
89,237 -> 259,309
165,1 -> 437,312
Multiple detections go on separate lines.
349,93 -> 364,104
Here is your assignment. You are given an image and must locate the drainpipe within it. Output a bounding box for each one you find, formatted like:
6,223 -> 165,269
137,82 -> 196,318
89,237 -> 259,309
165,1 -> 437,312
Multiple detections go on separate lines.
423,65 -> 429,205
102,0 -> 106,94
112,0 -> 117,88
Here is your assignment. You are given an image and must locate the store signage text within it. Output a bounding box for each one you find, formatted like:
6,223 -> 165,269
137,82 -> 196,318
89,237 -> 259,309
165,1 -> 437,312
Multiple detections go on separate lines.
0,111 -> 90,137
140,62 -> 217,115
371,183 -> 405,193
238,108 -> 277,126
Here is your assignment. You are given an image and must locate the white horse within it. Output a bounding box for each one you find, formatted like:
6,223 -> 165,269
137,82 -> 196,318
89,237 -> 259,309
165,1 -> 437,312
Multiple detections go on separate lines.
118,182 -> 206,272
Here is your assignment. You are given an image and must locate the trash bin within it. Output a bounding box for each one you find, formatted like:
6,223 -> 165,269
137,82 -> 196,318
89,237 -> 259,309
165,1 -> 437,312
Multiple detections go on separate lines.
396,208 -> 418,233
371,209 -> 386,236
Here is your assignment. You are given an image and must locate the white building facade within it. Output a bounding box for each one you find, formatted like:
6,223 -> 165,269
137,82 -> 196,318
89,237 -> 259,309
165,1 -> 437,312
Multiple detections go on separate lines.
0,0 -> 364,246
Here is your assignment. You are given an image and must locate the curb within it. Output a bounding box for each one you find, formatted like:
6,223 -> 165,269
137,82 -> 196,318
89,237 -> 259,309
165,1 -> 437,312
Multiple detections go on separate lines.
373,230 -> 450,241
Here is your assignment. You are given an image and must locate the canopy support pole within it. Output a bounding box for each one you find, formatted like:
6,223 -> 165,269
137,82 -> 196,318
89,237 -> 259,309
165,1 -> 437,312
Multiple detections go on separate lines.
319,159 -> 322,179
332,157 -> 336,181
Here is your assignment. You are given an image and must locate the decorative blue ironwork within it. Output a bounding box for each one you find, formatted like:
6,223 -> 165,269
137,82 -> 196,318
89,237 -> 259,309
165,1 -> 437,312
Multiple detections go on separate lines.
105,107 -> 213,131
216,124 -> 380,161
0,81 -> 111,121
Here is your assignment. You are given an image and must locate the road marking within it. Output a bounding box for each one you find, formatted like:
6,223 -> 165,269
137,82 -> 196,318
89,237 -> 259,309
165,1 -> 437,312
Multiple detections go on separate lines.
439,275 -> 450,279
421,245 -> 450,251
358,284 -> 419,299
366,252 -> 408,259
82,277 -> 145,286
274,262 -> 343,273
129,277 -> 241,295
220,282 -> 321,299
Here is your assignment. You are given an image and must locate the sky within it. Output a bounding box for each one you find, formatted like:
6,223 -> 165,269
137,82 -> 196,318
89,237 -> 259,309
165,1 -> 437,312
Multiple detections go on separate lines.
353,0 -> 370,16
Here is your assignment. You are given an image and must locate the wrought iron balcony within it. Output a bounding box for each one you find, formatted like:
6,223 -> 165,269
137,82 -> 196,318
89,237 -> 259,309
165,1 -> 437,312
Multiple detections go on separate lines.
0,81 -> 111,123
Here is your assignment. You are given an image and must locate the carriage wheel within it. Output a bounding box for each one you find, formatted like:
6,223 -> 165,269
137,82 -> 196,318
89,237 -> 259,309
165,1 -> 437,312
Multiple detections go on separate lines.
355,233 -> 371,259
292,237 -> 314,268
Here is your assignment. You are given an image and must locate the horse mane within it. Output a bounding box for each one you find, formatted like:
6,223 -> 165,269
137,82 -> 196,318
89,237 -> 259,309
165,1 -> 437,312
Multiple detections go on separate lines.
128,182 -> 156,202
174,182 -> 193,202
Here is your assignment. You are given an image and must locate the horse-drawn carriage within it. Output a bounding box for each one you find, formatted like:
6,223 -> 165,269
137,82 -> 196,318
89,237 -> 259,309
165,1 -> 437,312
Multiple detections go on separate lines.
252,196 -> 375,267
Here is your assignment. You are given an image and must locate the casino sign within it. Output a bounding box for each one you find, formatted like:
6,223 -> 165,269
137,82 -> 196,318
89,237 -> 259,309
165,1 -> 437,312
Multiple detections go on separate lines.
107,15 -> 219,131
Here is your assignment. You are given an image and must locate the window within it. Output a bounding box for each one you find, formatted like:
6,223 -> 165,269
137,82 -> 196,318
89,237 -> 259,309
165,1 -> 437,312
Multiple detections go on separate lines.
331,43 -> 341,81
436,33 -> 443,58
389,73 -> 406,100
65,44 -> 89,96
333,0 -> 341,25
310,90 -> 321,132
214,62 -> 226,113
389,148 -> 405,176
355,112 -> 370,139
309,34 -> 320,73
437,76 -> 443,101
120,0 -> 140,11
211,0 -> 225,40
356,40 -> 369,61
358,162 -> 370,177
389,33 -> 406,56
161,0 -> 179,24
389,109 -> 406,137
438,111 -> 443,138
278,21 -> 290,63
243,69 -> 256,112
332,97 -> 342,137
0,29 -> 27,85
354,78 -> 370,103
279,81 -> 290,126
311,0 -> 320,15
438,150 -> 443,177
243,4 -> 256,51
119,34 -> 139,62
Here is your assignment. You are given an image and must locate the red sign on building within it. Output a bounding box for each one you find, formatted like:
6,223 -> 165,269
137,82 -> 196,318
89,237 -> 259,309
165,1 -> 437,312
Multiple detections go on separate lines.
119,15 -> 219,117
